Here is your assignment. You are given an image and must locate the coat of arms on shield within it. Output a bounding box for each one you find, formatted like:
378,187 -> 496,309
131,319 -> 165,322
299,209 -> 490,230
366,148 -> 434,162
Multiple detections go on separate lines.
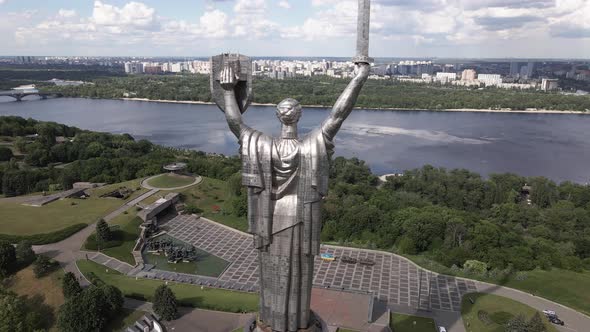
210,53 -> 253,114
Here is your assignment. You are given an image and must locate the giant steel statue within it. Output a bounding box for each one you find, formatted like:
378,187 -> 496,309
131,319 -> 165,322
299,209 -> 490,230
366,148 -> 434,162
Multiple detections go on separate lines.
210,1 -> 372,331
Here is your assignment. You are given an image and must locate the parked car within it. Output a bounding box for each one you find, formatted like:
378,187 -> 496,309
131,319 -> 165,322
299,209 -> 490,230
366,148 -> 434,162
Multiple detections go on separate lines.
438,327 -> 447,332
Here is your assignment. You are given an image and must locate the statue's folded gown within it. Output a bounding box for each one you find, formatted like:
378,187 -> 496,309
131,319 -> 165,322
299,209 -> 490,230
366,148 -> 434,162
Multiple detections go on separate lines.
239,126 -> 333,331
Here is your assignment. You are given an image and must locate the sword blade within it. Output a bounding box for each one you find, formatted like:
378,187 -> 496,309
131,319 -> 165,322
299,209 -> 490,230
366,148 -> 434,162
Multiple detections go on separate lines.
356,0 -> 371,58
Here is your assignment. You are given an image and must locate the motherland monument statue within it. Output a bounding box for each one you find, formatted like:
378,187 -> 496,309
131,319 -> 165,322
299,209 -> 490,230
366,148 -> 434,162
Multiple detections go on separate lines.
210,1 -> 372,331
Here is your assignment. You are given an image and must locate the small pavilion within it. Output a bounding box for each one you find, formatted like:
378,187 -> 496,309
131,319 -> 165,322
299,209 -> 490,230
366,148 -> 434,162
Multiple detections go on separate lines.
163,162 -> 187,174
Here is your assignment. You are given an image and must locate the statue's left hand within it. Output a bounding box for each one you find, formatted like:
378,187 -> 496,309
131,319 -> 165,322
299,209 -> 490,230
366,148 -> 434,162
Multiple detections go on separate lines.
354,62 -> 371,78
220,64 -> 239,91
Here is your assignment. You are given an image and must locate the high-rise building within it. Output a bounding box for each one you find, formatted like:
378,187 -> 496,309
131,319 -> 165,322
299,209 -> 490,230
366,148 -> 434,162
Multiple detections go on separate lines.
461,69 -> 476,81
436,72 -> 457,83
526,62 -> 535,79
124,62 -> 143,74
510,62 -> 520,77
541,78 -> 558,91
478,74 -> 502,86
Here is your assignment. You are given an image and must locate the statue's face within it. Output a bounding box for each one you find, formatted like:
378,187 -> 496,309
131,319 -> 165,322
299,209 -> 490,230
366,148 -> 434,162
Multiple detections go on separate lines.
276,98 -> 302,125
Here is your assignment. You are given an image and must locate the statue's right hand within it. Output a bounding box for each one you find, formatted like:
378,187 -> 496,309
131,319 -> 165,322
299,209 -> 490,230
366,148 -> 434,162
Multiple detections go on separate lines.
220,64 -> 238,91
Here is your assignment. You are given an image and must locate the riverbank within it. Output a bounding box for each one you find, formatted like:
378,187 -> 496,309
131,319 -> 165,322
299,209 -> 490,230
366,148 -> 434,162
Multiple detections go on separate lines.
121,97 -> 590,114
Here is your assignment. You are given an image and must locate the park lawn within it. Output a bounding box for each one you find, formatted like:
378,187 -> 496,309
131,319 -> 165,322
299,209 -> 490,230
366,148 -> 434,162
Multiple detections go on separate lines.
462,293 -> 558,332
4,265 -> 65,331
180,177 -> 248,232
77,260 -> 259,313
501,268 -> 590,317
85,216 -> 143,265
147,173 -> 196,189
0,197 -> 121,235
391,313 -> 436,332
109,207 -> 140,227
104,308 -> 147,332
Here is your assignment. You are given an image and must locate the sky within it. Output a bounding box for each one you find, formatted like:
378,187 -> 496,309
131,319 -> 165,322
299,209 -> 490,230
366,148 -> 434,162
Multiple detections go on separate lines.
0,0 -> 589,58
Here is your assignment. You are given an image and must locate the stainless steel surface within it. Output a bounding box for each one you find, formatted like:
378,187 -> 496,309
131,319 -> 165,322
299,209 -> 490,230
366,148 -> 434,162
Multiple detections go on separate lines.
353,0 -> 373,64
211,2 -> 371,330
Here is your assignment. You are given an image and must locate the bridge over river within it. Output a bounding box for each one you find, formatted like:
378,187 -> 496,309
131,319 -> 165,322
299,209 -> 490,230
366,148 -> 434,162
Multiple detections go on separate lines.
0,90 -> 62,101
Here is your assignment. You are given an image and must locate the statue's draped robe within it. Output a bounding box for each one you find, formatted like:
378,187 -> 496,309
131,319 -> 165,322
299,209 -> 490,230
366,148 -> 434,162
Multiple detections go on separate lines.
240,127 -> 333,332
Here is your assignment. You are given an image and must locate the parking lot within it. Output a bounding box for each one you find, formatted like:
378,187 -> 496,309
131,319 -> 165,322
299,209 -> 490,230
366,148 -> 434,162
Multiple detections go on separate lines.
164,215 -> 478,312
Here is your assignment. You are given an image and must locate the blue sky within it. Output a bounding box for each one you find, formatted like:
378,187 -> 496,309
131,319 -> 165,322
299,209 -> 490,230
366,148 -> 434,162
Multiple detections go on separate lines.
1,0 -> 589,58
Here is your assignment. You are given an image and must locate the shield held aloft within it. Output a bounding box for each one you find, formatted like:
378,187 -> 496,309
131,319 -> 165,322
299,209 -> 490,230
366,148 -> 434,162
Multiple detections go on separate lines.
210,53 -> 253,114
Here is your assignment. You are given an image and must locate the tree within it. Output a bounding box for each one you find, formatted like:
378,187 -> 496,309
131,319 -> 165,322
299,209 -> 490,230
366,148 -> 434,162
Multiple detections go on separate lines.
0,240 -> 16,277
0,146 -> 13,161
101,284 -> 124,316
33,255 -> 58,278
15,240 -> 36,266
95,219 -> 111,247
0,289 -> 27,332
505,314 -> 528,332
153,284 -> 178,321
528,312 -> 546,332
58,286 -> 107,332
62,272 -> 82,299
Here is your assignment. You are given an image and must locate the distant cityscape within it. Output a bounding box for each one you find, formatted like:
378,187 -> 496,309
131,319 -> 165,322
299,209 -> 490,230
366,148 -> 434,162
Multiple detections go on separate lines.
3,55 -> 590,93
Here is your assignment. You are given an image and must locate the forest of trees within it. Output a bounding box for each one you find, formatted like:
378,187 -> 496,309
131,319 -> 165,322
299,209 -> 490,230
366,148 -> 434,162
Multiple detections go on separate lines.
36,73 -> 590,112
322,158 -> 590,275
0,116 -> 240,197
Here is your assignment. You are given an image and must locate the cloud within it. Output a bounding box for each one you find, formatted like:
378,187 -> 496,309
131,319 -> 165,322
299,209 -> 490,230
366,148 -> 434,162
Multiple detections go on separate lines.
58,9 -> 77,18
92,1 -> 158,29
278,1 -> 291,9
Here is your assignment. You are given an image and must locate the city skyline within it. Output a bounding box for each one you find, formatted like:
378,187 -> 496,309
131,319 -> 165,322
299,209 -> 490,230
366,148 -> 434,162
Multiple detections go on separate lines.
0,0 -> 590,58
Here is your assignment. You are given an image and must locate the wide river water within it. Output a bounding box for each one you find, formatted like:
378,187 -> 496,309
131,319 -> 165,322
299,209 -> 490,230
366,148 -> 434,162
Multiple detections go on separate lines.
1,97 -> 589,183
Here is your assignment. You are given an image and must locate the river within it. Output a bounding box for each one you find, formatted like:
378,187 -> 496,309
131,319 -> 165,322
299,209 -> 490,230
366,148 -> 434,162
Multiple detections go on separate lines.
1,97 -> 589,183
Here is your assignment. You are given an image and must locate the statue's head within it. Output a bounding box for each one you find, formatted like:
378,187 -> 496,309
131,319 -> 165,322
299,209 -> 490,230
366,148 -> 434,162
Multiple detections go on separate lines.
276,98 -> 302,125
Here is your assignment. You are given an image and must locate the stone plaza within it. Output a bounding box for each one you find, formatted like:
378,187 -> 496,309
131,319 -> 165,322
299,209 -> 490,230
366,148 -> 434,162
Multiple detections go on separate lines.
162,215 -> 478,313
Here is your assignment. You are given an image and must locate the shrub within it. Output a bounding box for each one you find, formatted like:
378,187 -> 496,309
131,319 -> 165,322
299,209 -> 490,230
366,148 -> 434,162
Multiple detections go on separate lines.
0,223 -> 87,245
0,240 -> 17,277
33,255 -> 58,278
15,240 -> 36,266
185,204 -> 204,214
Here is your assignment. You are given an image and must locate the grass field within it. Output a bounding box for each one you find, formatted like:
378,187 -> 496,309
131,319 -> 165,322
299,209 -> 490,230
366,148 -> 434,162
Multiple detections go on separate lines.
104,308 -> 147,332
91,178 -> 147,202
0,178 -> 148,237
179,177 -> 248,232
143,235 -> 229,277
0,197 -> 121,235
84,216 -> 143,265
501,268 -> 590,317
146,173 -> 196,189
3,265 -> 65,331
462,293 -> 558,332
77,260 -> 259,313
391,313 -> 436,332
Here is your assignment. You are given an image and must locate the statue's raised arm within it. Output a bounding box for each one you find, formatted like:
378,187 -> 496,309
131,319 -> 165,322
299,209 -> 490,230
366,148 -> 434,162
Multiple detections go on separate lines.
320,63 -> 370,140
321,0 -> 372,141
219,64 -> 248,138
210,54 -> 253,139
